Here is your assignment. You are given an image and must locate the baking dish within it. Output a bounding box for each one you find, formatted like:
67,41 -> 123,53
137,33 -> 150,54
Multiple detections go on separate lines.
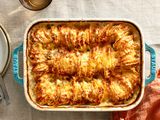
12,19 -> 156,111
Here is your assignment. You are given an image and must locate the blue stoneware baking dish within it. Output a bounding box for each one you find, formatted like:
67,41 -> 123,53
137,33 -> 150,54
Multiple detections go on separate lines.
12,19 -> 156,111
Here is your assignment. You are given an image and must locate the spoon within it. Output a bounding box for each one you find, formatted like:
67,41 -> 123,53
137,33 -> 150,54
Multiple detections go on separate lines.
0,74 -> 10,104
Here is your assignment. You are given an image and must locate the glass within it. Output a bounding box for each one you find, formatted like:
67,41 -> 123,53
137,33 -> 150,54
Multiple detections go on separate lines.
19,0 -> 52,11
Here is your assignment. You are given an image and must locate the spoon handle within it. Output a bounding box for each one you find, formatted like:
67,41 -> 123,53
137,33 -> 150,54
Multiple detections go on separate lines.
0,75 -> 10,105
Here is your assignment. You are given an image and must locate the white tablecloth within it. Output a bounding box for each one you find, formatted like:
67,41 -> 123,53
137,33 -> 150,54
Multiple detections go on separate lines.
0,0 -> 160,120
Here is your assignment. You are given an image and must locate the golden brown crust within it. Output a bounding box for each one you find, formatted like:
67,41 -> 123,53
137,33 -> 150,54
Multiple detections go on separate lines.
27,22 -> 141,106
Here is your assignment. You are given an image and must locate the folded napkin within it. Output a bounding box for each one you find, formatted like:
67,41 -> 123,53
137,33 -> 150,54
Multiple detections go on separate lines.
113,69 -> 160,120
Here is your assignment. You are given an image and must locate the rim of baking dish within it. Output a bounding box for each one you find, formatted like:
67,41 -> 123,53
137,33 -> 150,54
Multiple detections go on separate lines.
23,18 -> 145,111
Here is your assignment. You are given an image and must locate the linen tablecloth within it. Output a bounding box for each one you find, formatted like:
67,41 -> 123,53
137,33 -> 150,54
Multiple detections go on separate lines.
0,0 -> 160,120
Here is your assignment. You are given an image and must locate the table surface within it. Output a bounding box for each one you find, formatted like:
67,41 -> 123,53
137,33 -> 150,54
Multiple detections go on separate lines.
0,0 -> 160,120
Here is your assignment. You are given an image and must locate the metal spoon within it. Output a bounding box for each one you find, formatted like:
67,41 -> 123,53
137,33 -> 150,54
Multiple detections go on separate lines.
0,85 -> 3,101
0,74 -> 10,104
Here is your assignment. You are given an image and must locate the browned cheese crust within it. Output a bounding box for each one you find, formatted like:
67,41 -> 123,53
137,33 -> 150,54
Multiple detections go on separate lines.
27,22 -> 141,107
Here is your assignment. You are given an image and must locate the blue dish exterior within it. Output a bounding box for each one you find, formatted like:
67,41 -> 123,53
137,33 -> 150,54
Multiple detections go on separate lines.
12,43 -> 23,85
145,43 -> 156,85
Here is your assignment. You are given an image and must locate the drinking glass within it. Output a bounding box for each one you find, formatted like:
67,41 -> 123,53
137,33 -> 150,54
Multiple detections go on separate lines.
19,0 -> 52,11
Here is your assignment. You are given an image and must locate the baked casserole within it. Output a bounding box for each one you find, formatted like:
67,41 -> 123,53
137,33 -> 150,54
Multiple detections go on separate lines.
26,21 -> 141,107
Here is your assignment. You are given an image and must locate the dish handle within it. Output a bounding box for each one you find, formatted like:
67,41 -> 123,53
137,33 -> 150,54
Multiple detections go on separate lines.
12,43 -> 23,86
145,44 -> 156,85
